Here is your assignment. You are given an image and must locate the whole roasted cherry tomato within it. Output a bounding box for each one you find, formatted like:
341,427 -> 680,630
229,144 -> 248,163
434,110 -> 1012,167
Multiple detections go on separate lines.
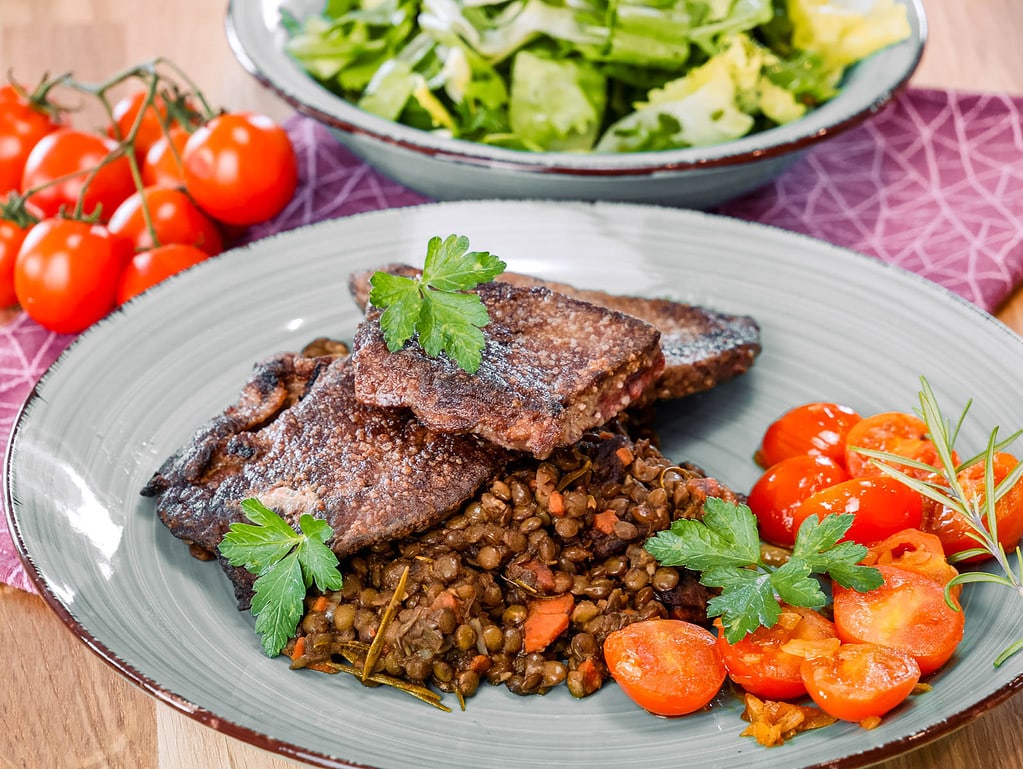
790,475 -> 923,546
747,454 -> 849,548
142,125 -> 190,188
116,243 -> 209,305
756,401 -> 862,469
21,129 -> 135,221
0,217 -> 32,306
182,112 -> 297,226
108,186 -> 223,256
833,564 -> 964,676
800,643 -> 921,723
14,218 -> 126,333
923,452 -> 1023,562
108,91 -> 171,161
715,605 -> 837,700
0,84 -> 62,193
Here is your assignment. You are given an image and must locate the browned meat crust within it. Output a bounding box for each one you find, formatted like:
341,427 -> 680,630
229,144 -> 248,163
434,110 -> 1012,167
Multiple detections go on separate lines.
351,281 -> 665,458
141,353 -> 512,606
349,265 -> 761,405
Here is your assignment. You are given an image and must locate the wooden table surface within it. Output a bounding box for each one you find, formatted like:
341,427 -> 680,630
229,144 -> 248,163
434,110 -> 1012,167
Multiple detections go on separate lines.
2,1 -> 1023,767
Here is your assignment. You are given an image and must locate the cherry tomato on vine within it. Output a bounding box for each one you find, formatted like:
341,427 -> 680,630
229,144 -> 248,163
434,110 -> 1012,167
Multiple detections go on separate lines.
922,452 -> 1023,562
13,218 -> 127,333
0,218 -> 32,307
714,605 -> 837,700
108,186 -> 223,256
142,125 -> 190,188
799,643 -> 920,723
791,476 -> 923,546
182,112 -> 297,226
116,243 -> 209,305
747,454 -> 849,548
756,401 -> 862,469
0,85 -> 62,193
21,129 -> 135,221
108,91 -> 172,161
832,564 -> 964,676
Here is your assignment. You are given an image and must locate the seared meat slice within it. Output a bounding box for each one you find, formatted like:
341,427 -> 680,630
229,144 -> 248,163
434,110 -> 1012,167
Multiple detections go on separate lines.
349,264 -> 760,405
141,352 -> 512,606
352,281 -> 665,458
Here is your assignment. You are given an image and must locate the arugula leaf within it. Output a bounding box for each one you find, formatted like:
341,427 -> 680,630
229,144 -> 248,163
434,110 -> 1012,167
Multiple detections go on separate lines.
219,499 -> 343,657
645,498 -> 882,644
368,234 -> 506,374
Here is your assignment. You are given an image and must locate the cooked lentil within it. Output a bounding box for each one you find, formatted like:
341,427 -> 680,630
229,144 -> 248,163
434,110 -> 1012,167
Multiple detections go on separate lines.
284,422 -> 740,704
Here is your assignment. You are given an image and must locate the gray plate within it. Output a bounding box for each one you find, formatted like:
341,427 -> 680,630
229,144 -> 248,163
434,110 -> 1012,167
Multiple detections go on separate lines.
6,200 -> 1023,769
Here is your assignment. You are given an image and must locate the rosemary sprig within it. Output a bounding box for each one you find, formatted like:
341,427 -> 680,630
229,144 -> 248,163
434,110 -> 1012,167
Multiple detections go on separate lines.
852,377 -> 1023,666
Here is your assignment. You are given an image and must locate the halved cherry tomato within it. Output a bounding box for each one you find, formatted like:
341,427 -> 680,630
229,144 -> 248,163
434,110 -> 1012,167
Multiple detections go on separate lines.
790,475 -> 923,546
756,401 -> 862,469
108,186 -> 223,256
843,411 -> 951,480
860,528 -> 960,595
116,243 -> 209,305
800,643 -> 921,723
0,84 -> 62,193
715,605 -> 838,700
182,112 -> 297,226
21,128 -> 135,221
603,619 -> 726,717
748,455 -> 849,548
0,217 -> 32,307
922,452 -> 1023,562
142,125 -> 190,188
13,218 -> 126,333
832,564 -> 964,676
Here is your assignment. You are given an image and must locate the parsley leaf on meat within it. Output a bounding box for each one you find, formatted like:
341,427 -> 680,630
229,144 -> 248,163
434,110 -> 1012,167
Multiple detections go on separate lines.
645,497 -> 882,644
219,498 -> 343,657
369,234 -> 507,375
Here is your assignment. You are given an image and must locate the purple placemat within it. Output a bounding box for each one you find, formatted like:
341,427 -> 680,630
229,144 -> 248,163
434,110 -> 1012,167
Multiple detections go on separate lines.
3,87 -> 1022,593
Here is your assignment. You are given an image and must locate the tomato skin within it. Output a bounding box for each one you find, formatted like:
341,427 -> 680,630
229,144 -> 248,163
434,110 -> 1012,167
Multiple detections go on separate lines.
0,86 -> 62,193
603,619 -> 726,717
800,643 -> 921,723
116,243 -> 209,305
923,453 -> 1023,562
0,218 -> 31,307
109,91 -> 170,161
791,476 -> 923,546
715,606 -> 837,700
843,411 -> 949,480
756,401 -> 862,469
13,218 -> 126,333
108,186 -> 223,257
832,564 -> 964,676
748,455 -> 849,548
21,129 -> 135,221
183,113 -> 297,226
860,528 -> 960,595
142,125 -> 190,188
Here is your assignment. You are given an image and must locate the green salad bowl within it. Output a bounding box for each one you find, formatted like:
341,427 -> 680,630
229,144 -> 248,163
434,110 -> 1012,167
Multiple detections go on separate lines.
226,0 -> 926,208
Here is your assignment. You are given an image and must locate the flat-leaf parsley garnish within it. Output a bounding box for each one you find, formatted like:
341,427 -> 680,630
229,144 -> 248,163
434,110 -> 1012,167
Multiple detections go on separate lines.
368,234 -> 507,375
645,497 -> 883,644
218,498 -> 343,657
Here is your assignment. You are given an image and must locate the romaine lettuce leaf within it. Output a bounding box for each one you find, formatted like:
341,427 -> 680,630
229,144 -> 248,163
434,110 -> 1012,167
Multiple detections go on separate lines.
508,49 -> 607,150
